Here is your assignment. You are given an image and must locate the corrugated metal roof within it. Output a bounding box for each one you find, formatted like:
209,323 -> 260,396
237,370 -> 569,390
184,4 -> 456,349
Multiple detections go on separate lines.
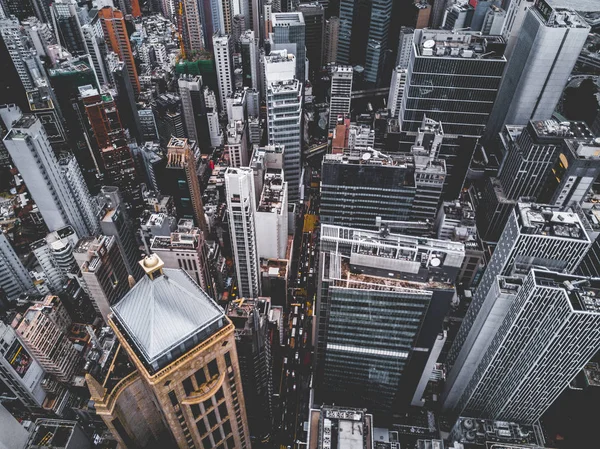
112,268 -> 224,364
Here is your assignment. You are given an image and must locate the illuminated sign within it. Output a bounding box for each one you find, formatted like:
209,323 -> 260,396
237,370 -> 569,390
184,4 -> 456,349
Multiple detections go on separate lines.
5,341 -> 33,378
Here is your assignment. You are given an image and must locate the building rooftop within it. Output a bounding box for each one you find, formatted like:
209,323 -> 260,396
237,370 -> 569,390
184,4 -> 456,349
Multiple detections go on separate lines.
517,203 -> 589,241
583,361 -> 600,387
111,264 -> 225,367
25,419 -> 88,449
268,78 -> 301,93
416,30 -> 506,60
272,12 -> 305,25
535,4 -> 589,29
450,417 -> 540,447
308,406 -> 373,449
257,171 -> 286,213
532,270 -> 600,313
530,119 -> 593,141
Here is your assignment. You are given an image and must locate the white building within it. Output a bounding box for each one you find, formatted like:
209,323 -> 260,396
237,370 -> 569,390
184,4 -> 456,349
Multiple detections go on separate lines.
31,226 -> 79,293
486,4 -> 590,139
443,203 -> 593,413
225,120 -> 249,167
213,33 -> 234,112
388,66 -> 407,119
255,170 -> 288,260
454,270 -> 600,424
225,167 -> 261,297
226,89 -> 246,122
329,66 -> 353,129
2,111 -> 95,237
265,52 -> 302,202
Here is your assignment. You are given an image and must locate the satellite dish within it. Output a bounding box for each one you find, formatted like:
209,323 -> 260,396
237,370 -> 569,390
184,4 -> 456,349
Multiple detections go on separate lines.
423,40 -> 435,49
430,257 -> 441,267
362,153 -> 372,161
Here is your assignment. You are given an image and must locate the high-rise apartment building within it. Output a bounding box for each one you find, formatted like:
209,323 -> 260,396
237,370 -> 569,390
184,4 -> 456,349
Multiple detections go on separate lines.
401,29 -> 506,138
225,120 -> 249,167
500,0 -> 534,58
74,235 -> 130,322
2,113 -> 96,238
0,320 -> 47,410
11,296 -> 81,383
166,137 -> 208,233
485,4 -> 589,140
297,3 -> 324,79
337,0 -> 393,84
107,254 -> 251,449
307,406 -> 374,449
98,7 -> 140,94
452,270 -> 600,424
181,0 -> 204,55
315,224 -> 464,414
443,203 -> 593,412
271,12 -> 306,82
0,17 -> 35,90
31,226 -> 79,294
324,16 -> 339,65
225,167 -> 261,298
0,233 -> 34,300
265,52 -> 302,202
328,66 -> 353,130
151,220 -> 215,300
226,298 -> 274,444
213,33 -> 234,112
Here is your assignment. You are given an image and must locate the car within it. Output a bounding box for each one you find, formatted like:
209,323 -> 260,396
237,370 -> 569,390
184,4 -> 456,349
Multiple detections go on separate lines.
283,357 -> 288,365
291,371 -> 295,378
286,369 -> 290,377
292,384 -> 297,391
295,351 -> 300,362
299,328 -> 303,336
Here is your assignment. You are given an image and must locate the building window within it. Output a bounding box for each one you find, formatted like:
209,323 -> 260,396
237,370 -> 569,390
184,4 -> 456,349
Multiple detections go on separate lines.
168,391 -> 178,406
212,428 -> 222,444
218,403 -> 228,420
191,404 -> 201,419
208,359 -> 219,377
202,436 -> 212,449
223,420 -> 232,436
196,418 -> 207,436
215,387 -> 224,402
207,410 -> 218,428
195,368 -> 207,387
224,352 -> 232,367
183,377 -> 194,395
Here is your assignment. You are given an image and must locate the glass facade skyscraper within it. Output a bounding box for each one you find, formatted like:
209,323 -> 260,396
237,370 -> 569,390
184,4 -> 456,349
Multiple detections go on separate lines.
337,0 -> 393,84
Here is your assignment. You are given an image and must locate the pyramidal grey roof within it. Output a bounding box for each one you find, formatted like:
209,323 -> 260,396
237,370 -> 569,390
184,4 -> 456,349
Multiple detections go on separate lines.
111,268 -> 224,364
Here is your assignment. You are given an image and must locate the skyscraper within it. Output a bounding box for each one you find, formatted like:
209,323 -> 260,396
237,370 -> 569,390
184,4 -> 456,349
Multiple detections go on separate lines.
297,2 -> 324,80
107,254 -> 252,448
324,16 -> 339,65
0,321 -> 47,410
180,0 -> 204,55
452,270 -> 600,424
31,226 -> 79,293
0,17 -> 36,91
226,298 -> 274,444
225,167 -> 261,298
151,220 -> 216,300
388,66 -> 407,119
51,0 -> 89,56
443,203 -> 593,412
2,112 -> 96,237
314,224 -> 464,414
337,0 -> 393,84
213,33 -> 234,112
401,29 -> 506,138
178,75 -> 203,142
328,66 -> 353,130
240,30 -> 259,91
12,295 -> 81,383
166,137 -> 208,233
0,233 -> 34,300
74,235 -> 131,322
271,12 -> 306,82
485,4 -> 590,140
265,51 -> 302,202
98,7 -> 140,94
